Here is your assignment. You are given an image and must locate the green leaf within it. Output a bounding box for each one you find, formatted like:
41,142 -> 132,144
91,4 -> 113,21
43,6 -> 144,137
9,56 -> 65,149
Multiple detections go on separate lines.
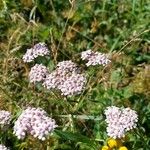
59,115 -> 103,121
55,130 -> 96,149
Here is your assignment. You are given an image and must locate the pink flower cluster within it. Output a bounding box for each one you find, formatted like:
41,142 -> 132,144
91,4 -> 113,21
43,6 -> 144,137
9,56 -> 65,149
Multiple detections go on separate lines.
13,107 -> 57,141
0,110 -> 11,125
104,106 -> 138,139
81,49 -> 111,66
43,60 -> 87,96
22,43 -> 110,97
0,144 -> 9,150
56,60 -> 78,73
23,42 -> 49,62
58,73 -> 86,96
29,64 -> 49,83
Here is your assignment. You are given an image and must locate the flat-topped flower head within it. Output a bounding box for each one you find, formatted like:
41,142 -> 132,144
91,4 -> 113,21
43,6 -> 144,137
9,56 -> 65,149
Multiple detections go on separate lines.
81,49 -> 94,60
0,110 -> 11,125
106,123 -> 125,139
104,106 -> 138,139
43,60 -> 87,96
58,73 -> 87,96
23,48 -> 35,62
81,49 -> 111,66
33,42 -> 50,57
13,107 -> 57,141
0,144 -> 9,150
23,43 -> 49,62
43,70 -> 67,90
121,108 -> 138,131
56,60 -> 78,73
29,64 -> 49,83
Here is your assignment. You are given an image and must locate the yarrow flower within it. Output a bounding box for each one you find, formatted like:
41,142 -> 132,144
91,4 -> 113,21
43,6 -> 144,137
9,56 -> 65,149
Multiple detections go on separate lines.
104,106 -> 138,139
43,60 -> 78,90
43,72 -> 59,89
120,108 -> 138,131
23,42 -> 49,62
33,42 -> 49,57
43,60 -> 87,96
0,144 -> 9,150
81,49 -> 111,66
0,110 -> 11,125
43,71 -> 67,90
13,107 -> 57,141
58,73 -> 86,96
22,48 -> 35,62
29,64 -> 49,83
56,60 -> 78,73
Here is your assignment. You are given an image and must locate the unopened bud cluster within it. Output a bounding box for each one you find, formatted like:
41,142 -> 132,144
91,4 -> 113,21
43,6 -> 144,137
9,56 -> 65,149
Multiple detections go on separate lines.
13,107 -> 57,141
81,49 -> 110,66
0,110 -> 11,125
104,106 -> 138,139
43,60 -> 87,96
23,43 -> 49,62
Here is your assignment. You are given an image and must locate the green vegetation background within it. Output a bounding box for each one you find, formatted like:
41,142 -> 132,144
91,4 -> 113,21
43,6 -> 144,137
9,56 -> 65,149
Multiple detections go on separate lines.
0,0 -> 150,149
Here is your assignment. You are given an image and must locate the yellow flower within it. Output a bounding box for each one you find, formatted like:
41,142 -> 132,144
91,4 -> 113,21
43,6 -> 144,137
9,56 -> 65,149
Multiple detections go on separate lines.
107,139 -> 117,148
119,146 -> 128,150
101,145 -> 110,150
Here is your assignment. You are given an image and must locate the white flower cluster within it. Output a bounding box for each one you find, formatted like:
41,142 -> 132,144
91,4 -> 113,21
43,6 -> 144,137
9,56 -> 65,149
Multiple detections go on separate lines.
56,60 -> 78,73
29,64 -> 49,83
0,144 -> 9,150
59,73 -> 87,96
23,42 -> 49,62
104,106 -> 138,139
0,110 -> 11,125
43,71 -> 64,89
13,107 -> 57,141
43,60 -> 87,96
81,49 -> 111,66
